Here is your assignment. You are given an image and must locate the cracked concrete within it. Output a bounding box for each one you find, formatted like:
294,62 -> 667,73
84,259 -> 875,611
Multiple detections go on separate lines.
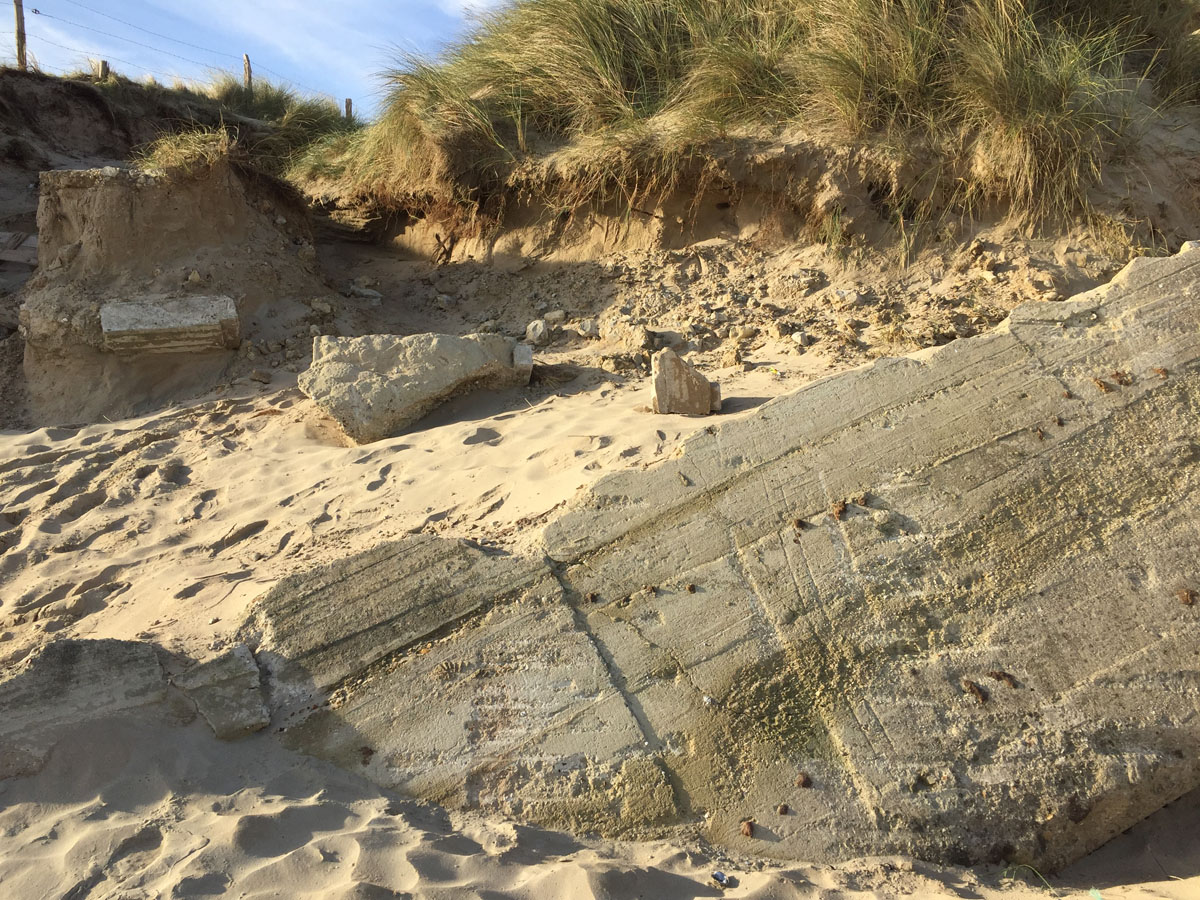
245,248 -> 1200,870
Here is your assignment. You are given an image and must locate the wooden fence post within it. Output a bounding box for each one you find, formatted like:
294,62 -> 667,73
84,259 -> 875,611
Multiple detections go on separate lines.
14,0 -> 26,71
344,98 -> 353,120
242,53 -> 252,91
95,59 -> 109,81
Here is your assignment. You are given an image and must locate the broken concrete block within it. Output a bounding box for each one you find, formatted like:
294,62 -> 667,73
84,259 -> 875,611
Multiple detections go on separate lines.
100,295 -> 240,353
173,643 -> 269,741
650,348 -> 721,415
298,332 -> 534,444
0,640 -> 165,778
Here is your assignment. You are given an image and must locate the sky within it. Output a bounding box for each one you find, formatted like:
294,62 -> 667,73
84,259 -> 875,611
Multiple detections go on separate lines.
1,0 -> 507,116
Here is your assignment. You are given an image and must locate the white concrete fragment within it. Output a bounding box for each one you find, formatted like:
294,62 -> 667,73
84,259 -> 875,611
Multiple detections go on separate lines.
650,348 -> 721,415
100,295 -> 239,354
299,332 -> 533,444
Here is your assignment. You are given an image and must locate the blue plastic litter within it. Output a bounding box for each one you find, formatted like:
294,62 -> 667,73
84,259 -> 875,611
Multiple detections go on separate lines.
712,871 -> 729,886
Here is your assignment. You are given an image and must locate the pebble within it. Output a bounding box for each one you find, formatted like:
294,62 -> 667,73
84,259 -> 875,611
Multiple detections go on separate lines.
250,369 -> 272,384
526,319 -> 549,345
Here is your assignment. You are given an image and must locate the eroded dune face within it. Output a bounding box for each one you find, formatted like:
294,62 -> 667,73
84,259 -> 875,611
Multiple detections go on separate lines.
242,250 -> 1200,870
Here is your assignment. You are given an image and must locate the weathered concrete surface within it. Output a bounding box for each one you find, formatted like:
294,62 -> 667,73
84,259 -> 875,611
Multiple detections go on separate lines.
173,643 -> 269,740
0,640 -> 165,778
299,333 -> 535,443
100,294 -> 240,353
650,348 -> 721,415
248,249 -> 1200,869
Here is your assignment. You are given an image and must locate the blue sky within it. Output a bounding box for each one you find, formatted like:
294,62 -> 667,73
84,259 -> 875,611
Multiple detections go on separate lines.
2,1 -> 506,116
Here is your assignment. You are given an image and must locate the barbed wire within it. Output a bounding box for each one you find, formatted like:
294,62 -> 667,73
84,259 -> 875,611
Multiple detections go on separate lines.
55,0 -> 242,60
26,5 -> 330,96
23,31 -> 181,81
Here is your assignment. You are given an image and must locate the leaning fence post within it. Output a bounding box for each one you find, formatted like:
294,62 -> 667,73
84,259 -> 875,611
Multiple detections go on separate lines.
344,98 -> 353,120
243,53 -> 252,91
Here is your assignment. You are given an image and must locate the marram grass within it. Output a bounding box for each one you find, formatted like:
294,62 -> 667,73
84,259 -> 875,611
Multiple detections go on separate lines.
301,0 -> 1199,227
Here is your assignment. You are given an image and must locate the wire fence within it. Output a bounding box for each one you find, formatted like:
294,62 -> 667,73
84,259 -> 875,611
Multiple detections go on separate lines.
3,2 -> 336,100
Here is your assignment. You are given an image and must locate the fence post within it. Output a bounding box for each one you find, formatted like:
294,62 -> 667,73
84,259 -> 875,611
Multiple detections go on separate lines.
242,53 -> 252,91
96,59 -> 109,80
13,0 -> 26,71
344,98 -> 353,120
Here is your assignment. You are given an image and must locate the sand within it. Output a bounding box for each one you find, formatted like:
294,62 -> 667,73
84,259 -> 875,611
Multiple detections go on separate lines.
3,357 -> 1199,898
1,715 -> 1195,900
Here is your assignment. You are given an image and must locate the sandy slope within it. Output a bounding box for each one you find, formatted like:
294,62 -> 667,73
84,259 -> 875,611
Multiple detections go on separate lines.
1,716 -> 1195,900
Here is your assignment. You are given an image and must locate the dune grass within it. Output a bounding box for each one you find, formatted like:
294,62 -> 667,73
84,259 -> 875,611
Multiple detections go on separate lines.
299,0 -> 1200,229
68,65 -> 361,178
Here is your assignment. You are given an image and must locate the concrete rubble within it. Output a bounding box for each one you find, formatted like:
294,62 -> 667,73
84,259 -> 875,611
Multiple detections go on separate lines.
298,332 -> 535,443
245,248 -> 1200,870
0,639 -> 277,768
651,347 -> 721,415
0,640 -> 165,779
100,295 -> 240,353
172,643 -> 270,740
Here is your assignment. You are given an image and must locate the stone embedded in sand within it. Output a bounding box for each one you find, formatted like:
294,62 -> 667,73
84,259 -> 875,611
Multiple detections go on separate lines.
173,643 -> 269,741
299,333 -> 534,444
650,348 -> 721,415
252,249 -> 1200,870
100,295 -> 240,354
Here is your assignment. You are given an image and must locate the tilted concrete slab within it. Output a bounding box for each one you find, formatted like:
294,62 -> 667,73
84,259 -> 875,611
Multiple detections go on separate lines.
247,250 -> 1200,870
100,295 -> 240,353
0,640 -> 166,778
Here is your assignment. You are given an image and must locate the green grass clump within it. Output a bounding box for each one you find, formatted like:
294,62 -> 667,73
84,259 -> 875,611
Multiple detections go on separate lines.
133,124 -> 233,175
63,64 -> 361,178
304,0 -> 1200,229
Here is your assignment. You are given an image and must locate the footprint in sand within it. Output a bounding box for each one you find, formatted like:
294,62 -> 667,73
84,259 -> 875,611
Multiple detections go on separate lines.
366,464 -> 392,492
463,427 -> 502,446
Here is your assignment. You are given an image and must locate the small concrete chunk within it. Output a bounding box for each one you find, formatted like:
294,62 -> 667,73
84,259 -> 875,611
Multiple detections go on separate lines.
650,348 -> 721,415
298,333 -> 533,444
173,643 -> 269,741
101,295 -> 240,353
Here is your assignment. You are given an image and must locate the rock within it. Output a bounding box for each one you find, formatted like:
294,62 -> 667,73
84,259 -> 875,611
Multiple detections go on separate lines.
526,319 -> 549,345
310,299 -> 334,316
173,644 -> 269,741
249,369 -> 272,384
299,333 -> 534,443
1179,240 -> 1200,255
544,309 -> 567,327
650,348 -> 721,416
100,295 -> 240,354
577,318 -> 600,339
187,269 -> 202,284
600,318 -> 654,353
252,249 -> 1200,870
348,285 -> 383,301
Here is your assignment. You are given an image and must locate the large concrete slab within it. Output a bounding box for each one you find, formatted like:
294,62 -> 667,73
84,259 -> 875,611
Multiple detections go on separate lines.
248,250 -> 1200,870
